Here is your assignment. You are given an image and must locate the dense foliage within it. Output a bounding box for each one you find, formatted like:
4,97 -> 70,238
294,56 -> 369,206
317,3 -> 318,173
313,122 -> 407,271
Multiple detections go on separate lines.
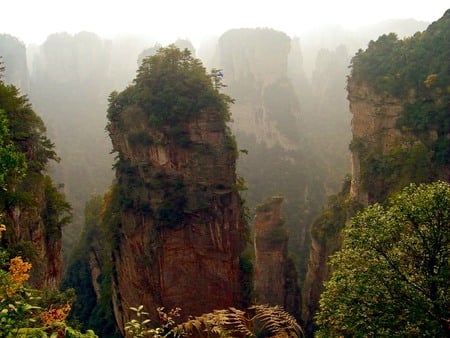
350,10 -> 450,201
0,63 -> 71,283
62,192 -> 121,337
107,45 -> 233,131
0,108 -> 25,190
0,225 -> 97,337
316,181 -> 450,337
0,115 -> 92,337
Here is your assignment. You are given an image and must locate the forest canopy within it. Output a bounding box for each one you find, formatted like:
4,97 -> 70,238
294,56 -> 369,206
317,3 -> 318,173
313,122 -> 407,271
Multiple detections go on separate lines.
316,181 -> 450,337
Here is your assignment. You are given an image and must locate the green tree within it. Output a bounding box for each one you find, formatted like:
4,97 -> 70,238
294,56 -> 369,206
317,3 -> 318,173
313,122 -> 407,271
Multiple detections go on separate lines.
0,109 -> 26,190
107,45 -> 233,129
316,181 -> 450,337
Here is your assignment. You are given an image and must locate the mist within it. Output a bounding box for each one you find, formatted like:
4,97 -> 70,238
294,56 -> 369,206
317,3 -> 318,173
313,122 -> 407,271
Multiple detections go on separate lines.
2,1 -> 448,48
0,3 -> 448,337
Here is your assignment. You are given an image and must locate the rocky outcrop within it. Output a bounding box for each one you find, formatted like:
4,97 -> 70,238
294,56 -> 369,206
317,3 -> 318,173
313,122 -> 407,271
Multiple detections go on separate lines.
217,28 -> 329,290
107,88 -> 247,332
253,196 -> 300,319
347,81 -> 407,204
304,12 -> 450,335
218,28 -> 299,149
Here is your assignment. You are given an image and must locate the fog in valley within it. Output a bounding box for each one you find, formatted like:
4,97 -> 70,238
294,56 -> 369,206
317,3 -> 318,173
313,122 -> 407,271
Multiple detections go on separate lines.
0,2 -> 448,336
2,1 -> 445,253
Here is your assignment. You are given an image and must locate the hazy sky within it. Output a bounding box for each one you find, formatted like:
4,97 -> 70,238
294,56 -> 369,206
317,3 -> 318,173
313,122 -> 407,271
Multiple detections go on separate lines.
2,1 -> 449,47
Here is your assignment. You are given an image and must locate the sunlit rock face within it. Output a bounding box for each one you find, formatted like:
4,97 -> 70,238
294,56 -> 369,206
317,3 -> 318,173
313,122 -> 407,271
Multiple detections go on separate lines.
253,196 -> 300,319
107,103 -> 247,332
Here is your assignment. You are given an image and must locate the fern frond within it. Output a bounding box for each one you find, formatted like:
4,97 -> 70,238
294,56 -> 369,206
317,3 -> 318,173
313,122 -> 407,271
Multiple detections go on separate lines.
174,305 -> 302,338
251,304 -> 303,338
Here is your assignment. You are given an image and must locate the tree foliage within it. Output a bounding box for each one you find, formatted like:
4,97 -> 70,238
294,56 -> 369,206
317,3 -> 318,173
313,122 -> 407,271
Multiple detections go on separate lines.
350,10 -> 450,182
316,181 -> 450,337
0,109 -> 26,190
107,45 -> 233,129
62,193 -> 121,337
0,56 -> 70,288
0,225 -> 97,337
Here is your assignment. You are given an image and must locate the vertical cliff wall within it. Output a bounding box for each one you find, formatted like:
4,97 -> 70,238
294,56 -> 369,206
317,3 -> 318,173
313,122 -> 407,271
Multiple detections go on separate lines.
347,11 -> 450,203
106,46 -> 247,333
217,28 -> 329,282
348,81 -> 408,204
253,196 -> 300,319
304,10 -> 450,336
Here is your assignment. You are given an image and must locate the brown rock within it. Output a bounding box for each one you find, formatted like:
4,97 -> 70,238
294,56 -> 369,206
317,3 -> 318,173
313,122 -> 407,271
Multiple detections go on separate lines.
108,106 -> 247,333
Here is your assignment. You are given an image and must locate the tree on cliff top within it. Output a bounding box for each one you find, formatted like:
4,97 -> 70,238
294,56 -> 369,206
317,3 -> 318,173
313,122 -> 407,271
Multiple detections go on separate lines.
348,10 -> 450,201
316,181 -> 450,337
107,45 -> 233,128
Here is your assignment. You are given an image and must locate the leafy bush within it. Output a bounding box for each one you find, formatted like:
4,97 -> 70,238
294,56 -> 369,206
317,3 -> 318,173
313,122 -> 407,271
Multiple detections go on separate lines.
316,181 -> 450,337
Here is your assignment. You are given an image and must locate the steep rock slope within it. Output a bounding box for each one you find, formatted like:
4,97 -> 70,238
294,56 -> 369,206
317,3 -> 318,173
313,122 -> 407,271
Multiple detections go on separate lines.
348,10 -> 449,202
106,46 -> 248,333
217,28 -> 328,280
253,196 -> 300,319
304,9 -> 450,336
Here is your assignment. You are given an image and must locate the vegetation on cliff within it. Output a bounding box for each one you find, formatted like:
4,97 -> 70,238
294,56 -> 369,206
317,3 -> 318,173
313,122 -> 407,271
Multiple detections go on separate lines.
63,192 -> 120,337
316,181 -> 450,337
349,9 -> 449,201
0,62 -> 71,287
306,10 -> 449,336
0,64 -> 92,336
108,45 -> 233,136
0,225 -> 97,337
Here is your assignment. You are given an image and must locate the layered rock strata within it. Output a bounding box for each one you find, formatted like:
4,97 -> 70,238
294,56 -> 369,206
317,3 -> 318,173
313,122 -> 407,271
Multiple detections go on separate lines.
108,106 -> 247,331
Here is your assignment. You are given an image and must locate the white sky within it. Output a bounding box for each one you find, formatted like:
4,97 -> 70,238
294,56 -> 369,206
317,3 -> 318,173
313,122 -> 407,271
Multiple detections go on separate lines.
1,1 -> 449,47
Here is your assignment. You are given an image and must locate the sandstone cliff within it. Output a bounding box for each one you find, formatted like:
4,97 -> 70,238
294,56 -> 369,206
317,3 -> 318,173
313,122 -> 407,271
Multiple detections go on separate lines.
218,28 -> 298,148
303,11 -> 450,335
217,28 -> 329,284
347,81 -> 408,204
3,179 -> 64,289
253,196 -> 300,319
106,46 -> 247,333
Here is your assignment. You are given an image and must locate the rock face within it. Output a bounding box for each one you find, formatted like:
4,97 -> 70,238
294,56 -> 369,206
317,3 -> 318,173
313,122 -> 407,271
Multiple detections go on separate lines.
253,196 -> 300,319
106,48 -> 247,333
304,12 -> 450,335
218,28 -> 298,149
109,109 -> 247,331
217,28 -> 330,285
347,81 -> 406,205
4,181 -> 63,289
